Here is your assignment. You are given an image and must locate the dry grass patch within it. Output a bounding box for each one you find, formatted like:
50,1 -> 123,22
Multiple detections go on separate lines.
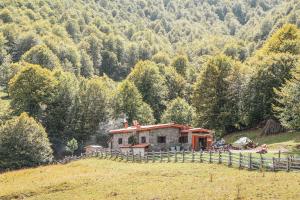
1,159 -> 300,200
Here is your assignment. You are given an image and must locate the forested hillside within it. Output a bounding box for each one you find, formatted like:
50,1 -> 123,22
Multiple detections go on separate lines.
0,0 -> 300,169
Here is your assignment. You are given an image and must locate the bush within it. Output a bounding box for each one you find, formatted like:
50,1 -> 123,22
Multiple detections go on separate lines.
0,113 -> 53,170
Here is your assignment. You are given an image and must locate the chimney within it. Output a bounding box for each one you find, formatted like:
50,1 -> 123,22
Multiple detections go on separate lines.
123,118 -> 128,128
133,120 -> 140,128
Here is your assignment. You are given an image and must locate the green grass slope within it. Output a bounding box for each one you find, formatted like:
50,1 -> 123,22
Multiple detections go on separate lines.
224,129 -> 300,154
1,159 -> 300,200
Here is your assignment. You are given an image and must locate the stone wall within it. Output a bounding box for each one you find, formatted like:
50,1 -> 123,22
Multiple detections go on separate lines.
110,132 -> 136,149
147,128 -> 181,151
110,128 -> 192,151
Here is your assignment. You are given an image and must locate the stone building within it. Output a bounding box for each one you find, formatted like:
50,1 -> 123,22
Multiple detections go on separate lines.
109,122 -> 213,153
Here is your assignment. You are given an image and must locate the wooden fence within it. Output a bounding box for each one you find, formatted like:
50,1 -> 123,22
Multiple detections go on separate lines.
89,149 -> 300,172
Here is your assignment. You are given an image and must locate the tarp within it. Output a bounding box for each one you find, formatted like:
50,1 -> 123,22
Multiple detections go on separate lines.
232,137 -> 253,149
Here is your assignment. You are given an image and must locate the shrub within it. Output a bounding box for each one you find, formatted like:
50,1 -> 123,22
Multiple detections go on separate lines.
0,113 -> 53,170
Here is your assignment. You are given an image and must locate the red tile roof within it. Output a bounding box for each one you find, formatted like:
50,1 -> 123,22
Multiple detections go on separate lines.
109,123 -> 190,134
120,144 -> 150,148
181,128 -> 211,133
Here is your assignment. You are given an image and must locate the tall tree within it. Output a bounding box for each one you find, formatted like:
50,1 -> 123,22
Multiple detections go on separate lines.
43,70 -> 79,147
128,60 -> 167,121
9,63 -> 57,118
274,65 -> 300,129
160,66 -> 186,101
244,54 -> 298,126
114,80 -> 154,125
70,77 -> 110,142
260,24 -> 300,55
192,55 -> 242,133
244,24 -> 300,126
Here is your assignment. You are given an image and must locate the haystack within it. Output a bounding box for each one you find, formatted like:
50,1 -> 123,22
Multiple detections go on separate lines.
261,119 -> 284,135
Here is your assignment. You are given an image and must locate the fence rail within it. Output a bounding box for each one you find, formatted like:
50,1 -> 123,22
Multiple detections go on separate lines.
85,149 -> 300,172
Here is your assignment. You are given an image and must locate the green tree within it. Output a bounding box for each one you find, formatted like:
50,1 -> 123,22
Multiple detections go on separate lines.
274,63 -> 300,129
192,55 -> 242,133
101,50 -> 121,79
0,56 -> 12,91
171,55 -> 189,76
65,19 -> 80,42
161,97 -> 193,125
43,70 -> 79,148
80,50 -> 94,77
70,77 -> 110,142
261,24 -> 300,55
12,32 -> 40,61
21,44 -> 60,70
152,52 -> 171,66
244,54 -> 298,126
9,63 -> 57,117
81,35 -> 102,74
0,113 -> 53,170
128,60 -> 167,121
66,138 -> 78,156
114,80 -> 154,125
161,66 -> 186,101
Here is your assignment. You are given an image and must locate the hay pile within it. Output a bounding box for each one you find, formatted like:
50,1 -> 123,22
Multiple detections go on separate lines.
261,119 -> 284,135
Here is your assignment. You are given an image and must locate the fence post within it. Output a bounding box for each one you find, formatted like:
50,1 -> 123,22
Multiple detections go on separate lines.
132,152 -> 135,162
175,150 -> 177,162
218,151 -> 221,164
239,152 -> 242,169
160,150 -> 162,163
105,149 -> 107,158
228,151 -> 232,167
167,151 -> 170,163
152,150 -> 155,163
192,150 -> 195,163
286,156 -> 290,172
120,151 -> 123,160
146,151 -> 149,163
139,152 -> 142,163
272,157 -> 276,172
260,153 -> 264,170
110,149 -> 113,159
182,150 -> 185,163
209,151 -> 212,163
114,151 -> 118,160
200,150 -> 203,163
248,153 -> 252,170
278,150 -> 281,162
126,151 -> 128,162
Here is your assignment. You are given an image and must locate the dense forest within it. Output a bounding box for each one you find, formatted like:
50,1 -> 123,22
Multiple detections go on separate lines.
0,0 -> 299,169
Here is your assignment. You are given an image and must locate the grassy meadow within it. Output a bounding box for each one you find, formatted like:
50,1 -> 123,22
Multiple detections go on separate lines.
1,159 -> 300,200
224,129 -> 300,155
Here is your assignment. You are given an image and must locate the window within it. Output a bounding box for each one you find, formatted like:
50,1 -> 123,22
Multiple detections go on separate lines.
141,136 -> 146,143
179,136 -> 188,144
118,138 -> 123,144
157,136 -> 166,143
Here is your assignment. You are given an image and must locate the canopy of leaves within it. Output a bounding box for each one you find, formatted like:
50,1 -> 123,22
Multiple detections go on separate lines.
114,80 -> 154,125
128,60 -> 167,121
161,97 -> 193,125
9,63 -> 57,117
21,45 -> 60,70
192,55 -> 243,133
274,66 -> 300,129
